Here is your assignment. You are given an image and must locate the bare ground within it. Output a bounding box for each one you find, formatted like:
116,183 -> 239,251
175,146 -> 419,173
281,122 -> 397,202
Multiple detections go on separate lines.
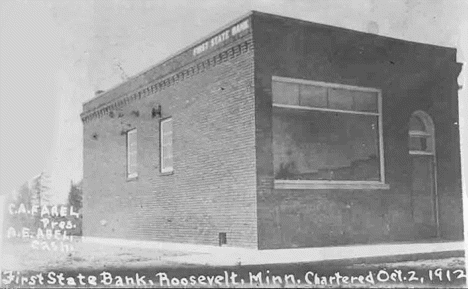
1,237 -> 188,271
1,238 -> 465,288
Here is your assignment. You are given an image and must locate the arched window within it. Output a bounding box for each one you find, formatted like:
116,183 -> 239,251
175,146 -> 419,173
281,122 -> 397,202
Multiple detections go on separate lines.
409,111 -> 435,155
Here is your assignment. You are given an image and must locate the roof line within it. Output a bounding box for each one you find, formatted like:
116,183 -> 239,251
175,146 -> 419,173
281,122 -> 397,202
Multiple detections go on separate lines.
84,10 -> 255,107
251,10 -> 457,51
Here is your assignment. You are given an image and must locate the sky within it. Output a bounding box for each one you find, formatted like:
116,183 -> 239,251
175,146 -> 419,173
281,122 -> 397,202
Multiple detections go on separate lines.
0,0 -> 467,204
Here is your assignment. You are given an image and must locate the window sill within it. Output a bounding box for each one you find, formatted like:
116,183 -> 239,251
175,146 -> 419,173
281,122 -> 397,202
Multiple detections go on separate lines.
274,180 -> 390,190
409,150 -> 433,156
160,171 -> 174,176
126,175 -> 138,182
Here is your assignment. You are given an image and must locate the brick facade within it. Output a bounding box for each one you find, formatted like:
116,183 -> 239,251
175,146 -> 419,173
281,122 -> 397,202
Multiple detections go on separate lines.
82,16 -> 258,248
82,11 -> 463,249
252,13 -> 463,249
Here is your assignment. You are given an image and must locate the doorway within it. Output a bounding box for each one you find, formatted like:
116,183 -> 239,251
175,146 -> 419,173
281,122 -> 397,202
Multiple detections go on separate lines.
409,111 -> 438,238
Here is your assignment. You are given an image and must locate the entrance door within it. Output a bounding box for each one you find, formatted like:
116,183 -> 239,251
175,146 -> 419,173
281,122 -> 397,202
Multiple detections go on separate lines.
409,111 -> 438,238
411,155 -> 437,238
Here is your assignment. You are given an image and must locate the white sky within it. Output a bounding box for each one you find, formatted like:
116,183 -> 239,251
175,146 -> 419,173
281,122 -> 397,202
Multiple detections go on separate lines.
0,0 -> 467,204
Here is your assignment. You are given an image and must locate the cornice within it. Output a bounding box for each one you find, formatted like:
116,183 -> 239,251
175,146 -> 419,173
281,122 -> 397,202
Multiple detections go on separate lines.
81,39 -> 253,124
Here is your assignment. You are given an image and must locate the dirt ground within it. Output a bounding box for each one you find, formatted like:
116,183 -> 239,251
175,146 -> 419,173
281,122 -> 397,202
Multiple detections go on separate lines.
1,237 -> 188,272
2,237 -> 465,271
1,238 -> 465,288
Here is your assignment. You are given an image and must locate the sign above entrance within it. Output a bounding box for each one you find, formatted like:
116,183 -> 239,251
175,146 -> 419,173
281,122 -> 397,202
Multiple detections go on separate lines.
192,19 -> 250,56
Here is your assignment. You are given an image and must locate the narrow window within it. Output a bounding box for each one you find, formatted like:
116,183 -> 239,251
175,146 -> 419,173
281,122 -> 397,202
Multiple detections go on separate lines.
126,129 -> 138,179
160,118 -> 173,173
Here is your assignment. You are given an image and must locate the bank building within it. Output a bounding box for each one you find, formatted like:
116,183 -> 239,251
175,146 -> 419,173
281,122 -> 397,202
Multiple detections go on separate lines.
81,11 -> 464,249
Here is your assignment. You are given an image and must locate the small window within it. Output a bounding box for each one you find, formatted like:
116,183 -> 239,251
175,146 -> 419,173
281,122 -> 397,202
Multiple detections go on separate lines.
160,118 -> 173,173
126,129 -> 138,179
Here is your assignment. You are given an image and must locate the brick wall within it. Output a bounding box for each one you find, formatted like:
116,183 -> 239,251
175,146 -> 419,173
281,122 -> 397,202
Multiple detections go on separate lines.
252,12 -> 463,249
82,23 -> 258,248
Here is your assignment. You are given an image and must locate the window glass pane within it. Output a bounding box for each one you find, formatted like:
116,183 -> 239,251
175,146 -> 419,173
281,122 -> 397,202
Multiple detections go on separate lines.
354,91 -> 378,112
128,130 -> 136,143
128,162 -> 137,174
409,116 -> 426,132
409,136 -> 428,151
165,157 -> 173,169
161,119 -> 172,132
299,84 -> 327,108
167,146 -> 173,158
273,107 -> 380,181
162,134 -> 172,146
162,147 -> 170,158
328,88 -> 354,110
272,81 -> 299,105
166,119 -> 173,131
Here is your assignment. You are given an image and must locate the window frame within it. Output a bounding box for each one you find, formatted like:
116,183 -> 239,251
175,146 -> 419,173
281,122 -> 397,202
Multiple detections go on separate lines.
408,110 -> 435,156
126,128 -> 138,180
160,117 -> 174,174
272,76 -> 388,190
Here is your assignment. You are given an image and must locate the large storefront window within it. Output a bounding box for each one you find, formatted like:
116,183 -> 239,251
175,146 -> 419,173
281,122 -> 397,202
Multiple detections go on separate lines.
272,76 -> 388,190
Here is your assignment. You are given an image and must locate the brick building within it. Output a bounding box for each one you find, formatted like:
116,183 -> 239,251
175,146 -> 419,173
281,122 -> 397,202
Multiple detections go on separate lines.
81,11 -> 463,249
